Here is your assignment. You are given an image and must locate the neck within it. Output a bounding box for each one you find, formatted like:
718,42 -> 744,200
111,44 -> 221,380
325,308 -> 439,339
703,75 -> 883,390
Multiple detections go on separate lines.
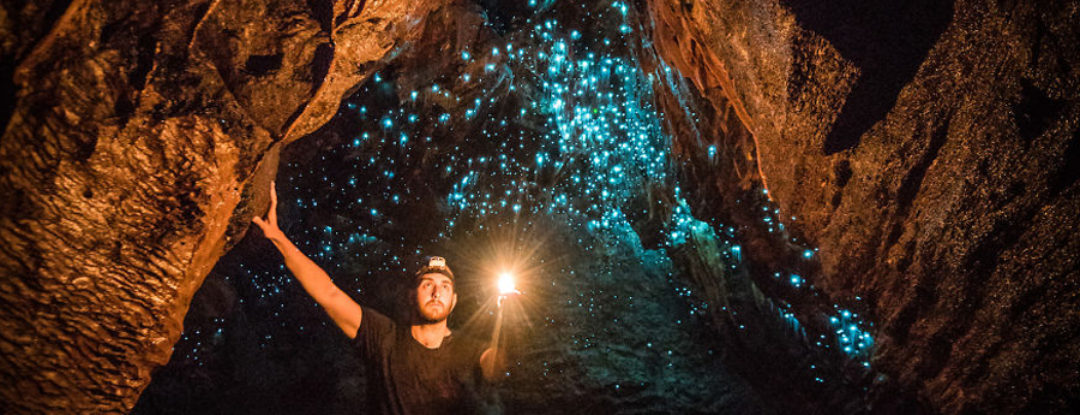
410,319 -> 451,349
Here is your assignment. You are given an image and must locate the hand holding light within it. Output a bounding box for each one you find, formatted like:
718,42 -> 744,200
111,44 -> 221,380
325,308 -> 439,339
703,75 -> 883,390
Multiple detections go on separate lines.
497,272 -> 521,308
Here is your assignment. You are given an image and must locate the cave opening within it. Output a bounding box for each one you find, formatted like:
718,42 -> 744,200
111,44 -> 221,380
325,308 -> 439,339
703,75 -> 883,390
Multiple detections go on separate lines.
4,0 -> 1079,414
132,2 -> 879,414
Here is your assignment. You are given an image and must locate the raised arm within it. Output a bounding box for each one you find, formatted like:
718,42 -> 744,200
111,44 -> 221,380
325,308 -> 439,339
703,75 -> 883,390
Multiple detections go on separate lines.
252,181 -> 363,338
479,292 -> 521,381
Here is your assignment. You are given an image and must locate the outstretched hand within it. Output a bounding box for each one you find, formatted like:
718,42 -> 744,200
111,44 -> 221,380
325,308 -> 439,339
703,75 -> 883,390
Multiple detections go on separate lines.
252,181 -> 286,242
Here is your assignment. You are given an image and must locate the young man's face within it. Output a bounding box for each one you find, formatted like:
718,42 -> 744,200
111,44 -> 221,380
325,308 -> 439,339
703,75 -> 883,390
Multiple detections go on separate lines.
415,273 -> 457,323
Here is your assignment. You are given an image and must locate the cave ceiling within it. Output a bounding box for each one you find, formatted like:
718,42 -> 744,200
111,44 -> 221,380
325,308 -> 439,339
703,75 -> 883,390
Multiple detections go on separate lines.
1,0 -> 1079,414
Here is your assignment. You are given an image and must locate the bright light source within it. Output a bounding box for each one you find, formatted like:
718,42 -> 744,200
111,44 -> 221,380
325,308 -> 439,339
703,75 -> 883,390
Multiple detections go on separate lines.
498,272 -> 517,294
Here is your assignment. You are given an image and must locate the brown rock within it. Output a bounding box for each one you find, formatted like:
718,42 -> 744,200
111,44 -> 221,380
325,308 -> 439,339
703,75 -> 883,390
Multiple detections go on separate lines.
0,0 -> 446,412
650,0 -> 1080,412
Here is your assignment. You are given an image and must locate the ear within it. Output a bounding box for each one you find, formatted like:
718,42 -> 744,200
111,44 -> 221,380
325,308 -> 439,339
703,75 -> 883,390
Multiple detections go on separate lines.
450,293 -> 458,312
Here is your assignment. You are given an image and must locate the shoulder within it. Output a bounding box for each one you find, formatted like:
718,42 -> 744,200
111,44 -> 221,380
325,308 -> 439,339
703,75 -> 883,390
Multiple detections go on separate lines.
355,306 -> 398,348
360,306 -> 395,327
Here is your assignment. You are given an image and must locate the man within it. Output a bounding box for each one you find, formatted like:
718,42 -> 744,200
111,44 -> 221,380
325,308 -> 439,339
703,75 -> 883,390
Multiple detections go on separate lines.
252,181 -> 507,414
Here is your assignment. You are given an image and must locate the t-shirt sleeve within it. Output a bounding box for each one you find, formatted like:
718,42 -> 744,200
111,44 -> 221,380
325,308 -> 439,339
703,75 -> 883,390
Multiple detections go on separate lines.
353,306 -> 396,360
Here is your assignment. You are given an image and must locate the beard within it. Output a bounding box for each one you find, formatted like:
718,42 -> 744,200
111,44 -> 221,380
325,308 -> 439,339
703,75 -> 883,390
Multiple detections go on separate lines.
417,300 -> 452,323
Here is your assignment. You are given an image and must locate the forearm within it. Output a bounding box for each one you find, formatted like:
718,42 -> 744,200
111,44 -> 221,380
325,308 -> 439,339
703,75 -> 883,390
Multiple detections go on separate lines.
481,346 -> 509,381
480,310 -> 513,381
252,181 -> 362,337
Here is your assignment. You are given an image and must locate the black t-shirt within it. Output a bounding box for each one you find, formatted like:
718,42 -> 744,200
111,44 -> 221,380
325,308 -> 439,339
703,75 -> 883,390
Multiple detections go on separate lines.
353,306 -> 487,415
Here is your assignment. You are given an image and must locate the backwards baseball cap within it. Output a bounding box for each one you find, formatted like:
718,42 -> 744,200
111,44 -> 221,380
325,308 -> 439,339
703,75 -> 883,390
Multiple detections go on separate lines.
414,256 -> 455,281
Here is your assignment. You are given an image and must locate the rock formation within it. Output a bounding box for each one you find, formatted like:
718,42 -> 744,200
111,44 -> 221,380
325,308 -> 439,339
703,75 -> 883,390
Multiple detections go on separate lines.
1,0 -> 1078,413
0,0 -> 445,412
650,0 -> 1080,412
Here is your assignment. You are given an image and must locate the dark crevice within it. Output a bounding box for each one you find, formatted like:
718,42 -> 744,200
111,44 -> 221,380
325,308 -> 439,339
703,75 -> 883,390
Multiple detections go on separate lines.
334,0 -> 367,27
1047,127 -> 1080,199
0,60 -> 19,137
1013,78 -> 1064,145
307,0 -> 334,33
310,42 -> 335,94
0,0 -> 76,136
833,159 -> 853,188
131,30 -> 159,91
779,0 -> 955,154
243,54 -> 285,77
281,42 -> 335,135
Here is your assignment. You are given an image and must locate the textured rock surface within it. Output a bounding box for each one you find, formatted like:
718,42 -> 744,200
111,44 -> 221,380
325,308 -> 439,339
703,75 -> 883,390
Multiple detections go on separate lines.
0,0 -> 444,412
650,0 -> 1080,412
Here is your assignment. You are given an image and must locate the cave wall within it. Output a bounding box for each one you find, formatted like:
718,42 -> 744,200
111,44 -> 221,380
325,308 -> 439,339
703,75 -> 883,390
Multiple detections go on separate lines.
649,0 -> 1080,412
2,0 -> 1078,413
0,0 -> 446,412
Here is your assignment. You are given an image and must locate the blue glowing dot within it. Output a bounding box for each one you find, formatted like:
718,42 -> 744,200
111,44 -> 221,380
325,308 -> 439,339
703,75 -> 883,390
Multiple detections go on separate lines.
803,249 -> 814,259
619,24 -> 632,34
381,117 -> 393,129
461,50 -> 471,61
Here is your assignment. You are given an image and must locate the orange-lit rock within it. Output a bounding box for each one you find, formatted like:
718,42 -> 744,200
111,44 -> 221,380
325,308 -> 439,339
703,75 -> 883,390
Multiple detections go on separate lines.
0,0 -> 446,412
651,0 -> 1080,412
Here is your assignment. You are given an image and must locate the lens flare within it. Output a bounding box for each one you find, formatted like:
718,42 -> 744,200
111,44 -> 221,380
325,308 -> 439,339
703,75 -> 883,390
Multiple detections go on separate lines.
498,272 -> 517,294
